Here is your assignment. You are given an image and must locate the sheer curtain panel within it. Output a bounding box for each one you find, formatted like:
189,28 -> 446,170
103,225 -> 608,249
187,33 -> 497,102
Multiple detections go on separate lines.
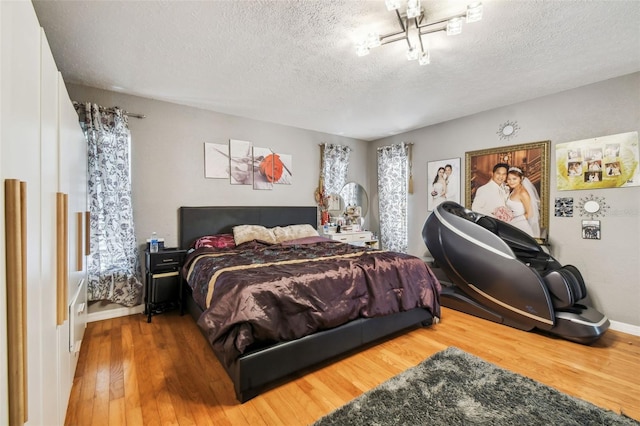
76,102 -> 142,307
321,144 -> 351,195
377,143 -> 409,253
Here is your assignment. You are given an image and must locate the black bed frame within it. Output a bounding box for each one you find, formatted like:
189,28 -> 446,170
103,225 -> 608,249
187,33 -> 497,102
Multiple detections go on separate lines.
178,206 -> 434,402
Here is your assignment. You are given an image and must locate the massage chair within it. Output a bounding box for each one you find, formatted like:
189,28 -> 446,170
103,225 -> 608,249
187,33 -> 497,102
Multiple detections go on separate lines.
423,201 -> 609,344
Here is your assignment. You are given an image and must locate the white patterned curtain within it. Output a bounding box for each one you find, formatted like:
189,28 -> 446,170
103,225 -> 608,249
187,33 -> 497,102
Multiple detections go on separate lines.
322,144 -> 351,195
377,143 -> 409,253
75,102 -> 143,307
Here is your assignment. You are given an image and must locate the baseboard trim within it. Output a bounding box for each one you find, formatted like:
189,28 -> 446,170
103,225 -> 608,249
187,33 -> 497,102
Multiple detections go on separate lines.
609,320 -> 640,337
85,304 -> 639,337
87,304 -> 144,322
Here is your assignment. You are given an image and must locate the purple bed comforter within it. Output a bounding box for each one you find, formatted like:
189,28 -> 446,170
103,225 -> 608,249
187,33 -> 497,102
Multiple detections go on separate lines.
183,239 -> 441,367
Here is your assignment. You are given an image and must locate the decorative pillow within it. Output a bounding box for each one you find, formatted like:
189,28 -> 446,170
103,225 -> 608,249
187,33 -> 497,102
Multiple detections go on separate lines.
233,225 -> 277,245
193,234 -> 236,249
272,224 -> 320,243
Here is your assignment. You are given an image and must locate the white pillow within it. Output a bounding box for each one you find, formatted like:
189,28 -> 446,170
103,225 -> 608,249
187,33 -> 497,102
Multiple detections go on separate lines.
272,224 -> 319,243
233,225 -> 277,245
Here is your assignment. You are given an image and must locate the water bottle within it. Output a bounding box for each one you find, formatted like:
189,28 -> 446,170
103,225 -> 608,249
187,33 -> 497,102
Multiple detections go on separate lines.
150,232 -> 159,253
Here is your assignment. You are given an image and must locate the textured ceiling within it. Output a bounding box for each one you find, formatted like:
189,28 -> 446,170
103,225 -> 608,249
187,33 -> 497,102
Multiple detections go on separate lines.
32,0 -> 640,141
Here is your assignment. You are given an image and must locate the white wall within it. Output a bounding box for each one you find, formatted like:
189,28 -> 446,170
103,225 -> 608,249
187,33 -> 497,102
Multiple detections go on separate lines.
369,72 -> 640,328
66,83 -> 370,248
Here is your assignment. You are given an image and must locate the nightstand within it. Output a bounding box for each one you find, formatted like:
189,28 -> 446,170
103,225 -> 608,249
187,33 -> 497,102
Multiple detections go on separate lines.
321,230 -> 378,248
144,248 -> 187,323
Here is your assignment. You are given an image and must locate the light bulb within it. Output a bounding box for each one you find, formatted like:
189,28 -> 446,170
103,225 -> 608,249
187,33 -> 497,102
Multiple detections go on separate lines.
367,32 -> 381,48
385,0 -> 401,11
419,51 -> 430,65
466,2 -> 483,23
406,46 -> 419,61
355,41 -> 370,57
407,0 -> 421,18
446,17 -> 463,35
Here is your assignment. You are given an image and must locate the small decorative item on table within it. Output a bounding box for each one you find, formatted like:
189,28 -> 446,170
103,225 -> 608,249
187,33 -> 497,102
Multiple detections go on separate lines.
315,183 -> 331,225
320,210 -> 330,225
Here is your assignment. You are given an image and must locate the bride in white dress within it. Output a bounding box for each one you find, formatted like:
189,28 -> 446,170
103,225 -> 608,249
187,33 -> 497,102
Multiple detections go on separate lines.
506,167 -> 537,237
431,167 -> 447,208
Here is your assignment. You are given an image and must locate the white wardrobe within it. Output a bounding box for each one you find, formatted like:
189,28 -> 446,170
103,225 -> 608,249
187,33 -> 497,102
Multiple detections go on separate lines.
1,1 -> 88,425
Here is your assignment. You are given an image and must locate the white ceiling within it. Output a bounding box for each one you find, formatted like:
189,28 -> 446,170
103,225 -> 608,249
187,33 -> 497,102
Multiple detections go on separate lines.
32,0 -> 640,141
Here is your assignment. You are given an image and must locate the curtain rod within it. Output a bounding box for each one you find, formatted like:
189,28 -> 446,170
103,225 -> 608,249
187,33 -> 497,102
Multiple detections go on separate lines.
101,106 -> 146,119
116,110 -> 146,119
73,101 -> 146,119
318,143 -> 352,149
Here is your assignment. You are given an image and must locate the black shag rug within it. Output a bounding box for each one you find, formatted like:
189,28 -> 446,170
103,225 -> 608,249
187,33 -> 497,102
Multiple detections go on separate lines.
314,347 -> 638,426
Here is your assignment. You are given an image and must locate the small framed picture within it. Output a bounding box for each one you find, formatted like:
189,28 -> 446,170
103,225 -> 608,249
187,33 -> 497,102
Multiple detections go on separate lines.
554,197 -> 573,217
581,220 -> 601,240
427,158 -> 461,211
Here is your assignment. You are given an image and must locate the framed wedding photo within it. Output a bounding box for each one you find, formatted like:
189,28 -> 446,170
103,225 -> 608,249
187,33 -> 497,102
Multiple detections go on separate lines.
427,158 -> 461,211
465,140 -> 551,232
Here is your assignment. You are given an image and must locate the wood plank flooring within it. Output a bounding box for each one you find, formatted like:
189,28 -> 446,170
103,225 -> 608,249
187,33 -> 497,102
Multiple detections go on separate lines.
65,308 -> 640,425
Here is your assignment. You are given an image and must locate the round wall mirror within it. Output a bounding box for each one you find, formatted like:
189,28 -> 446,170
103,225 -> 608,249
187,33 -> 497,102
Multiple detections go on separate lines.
502,125 -> 514,136
340,182 -> 369,218
583,200 -> 600,214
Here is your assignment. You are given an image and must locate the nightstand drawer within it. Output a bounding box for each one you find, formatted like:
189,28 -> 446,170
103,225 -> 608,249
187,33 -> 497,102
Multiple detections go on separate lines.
146,250 -> 186,273
332,235 -> 352,243
321,230 -> 375,247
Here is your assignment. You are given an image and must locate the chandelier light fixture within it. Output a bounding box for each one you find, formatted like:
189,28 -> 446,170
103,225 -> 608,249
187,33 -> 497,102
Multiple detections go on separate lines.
355,0 -> 483,66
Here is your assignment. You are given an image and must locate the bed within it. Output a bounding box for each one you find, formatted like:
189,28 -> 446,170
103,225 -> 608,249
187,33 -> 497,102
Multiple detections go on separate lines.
178,205 -> 441,402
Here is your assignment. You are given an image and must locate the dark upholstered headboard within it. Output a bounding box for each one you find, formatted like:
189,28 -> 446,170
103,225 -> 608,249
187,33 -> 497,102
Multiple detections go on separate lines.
178,206 -> 318,249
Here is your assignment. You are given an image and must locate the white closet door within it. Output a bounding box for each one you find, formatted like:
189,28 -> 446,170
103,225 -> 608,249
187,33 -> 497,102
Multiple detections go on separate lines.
1,1 -> 44,425
3,2 -> 88,423
40,28 -> 67,426
0,2 -> 5,423
58,75 -> 88,312
57,74 -> 88,411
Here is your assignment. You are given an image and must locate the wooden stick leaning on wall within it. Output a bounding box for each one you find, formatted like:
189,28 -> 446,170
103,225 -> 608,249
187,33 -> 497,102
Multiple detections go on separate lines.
5,179 -> 27,425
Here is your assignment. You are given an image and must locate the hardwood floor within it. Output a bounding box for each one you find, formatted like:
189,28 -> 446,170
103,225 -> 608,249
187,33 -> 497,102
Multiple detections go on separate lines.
65,308 -> 640,425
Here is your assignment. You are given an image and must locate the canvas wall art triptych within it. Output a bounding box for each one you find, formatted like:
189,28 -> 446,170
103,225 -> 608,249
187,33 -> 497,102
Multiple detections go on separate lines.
204,139 -> 293,190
